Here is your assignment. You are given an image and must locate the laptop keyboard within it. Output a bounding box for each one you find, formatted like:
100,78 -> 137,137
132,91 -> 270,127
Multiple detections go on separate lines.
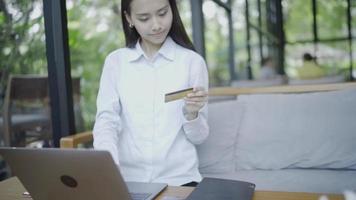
130,192 -> 151,200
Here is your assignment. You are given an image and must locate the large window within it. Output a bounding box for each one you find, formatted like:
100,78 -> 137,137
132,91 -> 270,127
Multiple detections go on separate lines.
284,0 -> 314,42
66,0 -> 124,130
283,0 -> 354,79
317,0 -> 348,39
204,1 -> 230,85
0,0 -> 47,93
0,0 -> 50,147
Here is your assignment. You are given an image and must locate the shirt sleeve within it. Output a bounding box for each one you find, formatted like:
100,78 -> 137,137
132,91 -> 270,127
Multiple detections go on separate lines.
182,54 -> 209,145
93,54 -> 121,166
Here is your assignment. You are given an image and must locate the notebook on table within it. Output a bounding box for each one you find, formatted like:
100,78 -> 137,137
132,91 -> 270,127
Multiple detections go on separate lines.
185,177 -> 255,200
0,147 -> 167,200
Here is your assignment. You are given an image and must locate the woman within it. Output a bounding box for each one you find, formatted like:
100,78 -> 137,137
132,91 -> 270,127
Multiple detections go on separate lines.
93,0 -> 209,186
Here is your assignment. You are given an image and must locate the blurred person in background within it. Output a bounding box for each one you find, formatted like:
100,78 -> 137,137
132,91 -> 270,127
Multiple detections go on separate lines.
259,57 -> 277,80
297,53 -> 325,79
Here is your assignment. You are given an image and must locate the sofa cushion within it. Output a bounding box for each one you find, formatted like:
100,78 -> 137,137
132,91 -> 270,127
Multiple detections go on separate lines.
202,169 -> 356,194
197,100 -> 245,173
234,88 -> 356,170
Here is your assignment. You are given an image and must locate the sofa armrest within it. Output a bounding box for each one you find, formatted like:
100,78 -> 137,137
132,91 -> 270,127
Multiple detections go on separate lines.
60,131 -> 93,148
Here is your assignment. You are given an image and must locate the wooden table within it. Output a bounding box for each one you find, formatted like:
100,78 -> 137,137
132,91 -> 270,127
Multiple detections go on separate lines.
0,177 -> 344,200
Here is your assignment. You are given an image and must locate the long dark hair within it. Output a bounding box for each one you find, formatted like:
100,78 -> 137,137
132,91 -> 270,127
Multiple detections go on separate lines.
121,0 -> 195,51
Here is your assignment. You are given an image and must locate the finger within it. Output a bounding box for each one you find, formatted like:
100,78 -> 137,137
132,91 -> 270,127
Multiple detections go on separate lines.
193,87 -> 205,92
185,97 -> 207,102
194,90 -> 208,96
185,95 -> 207,100
187,91 -> 208,97
185,99 -> 202,104
185,100 -> 206,107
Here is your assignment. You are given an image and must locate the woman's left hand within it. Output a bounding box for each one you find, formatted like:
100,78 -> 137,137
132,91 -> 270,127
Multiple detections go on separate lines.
183,87 -> 208,120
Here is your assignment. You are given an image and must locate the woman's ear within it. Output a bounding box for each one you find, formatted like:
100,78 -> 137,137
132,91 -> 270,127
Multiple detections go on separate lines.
124,11 -> 133,27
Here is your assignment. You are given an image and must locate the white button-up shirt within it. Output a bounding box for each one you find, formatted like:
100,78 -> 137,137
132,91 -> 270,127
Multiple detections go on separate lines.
93,37 -> 209,186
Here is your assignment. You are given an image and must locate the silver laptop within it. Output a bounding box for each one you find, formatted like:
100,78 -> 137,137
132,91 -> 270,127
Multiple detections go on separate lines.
0,147 -> 167,200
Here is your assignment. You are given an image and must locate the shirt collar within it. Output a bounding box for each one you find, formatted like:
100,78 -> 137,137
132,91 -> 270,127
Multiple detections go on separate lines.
127,36 -> 176,62
126,41 -> 143,62
157,36 -> 176,61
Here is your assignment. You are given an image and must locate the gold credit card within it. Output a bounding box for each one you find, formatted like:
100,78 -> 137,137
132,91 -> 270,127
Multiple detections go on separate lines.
165,87 -> 194,103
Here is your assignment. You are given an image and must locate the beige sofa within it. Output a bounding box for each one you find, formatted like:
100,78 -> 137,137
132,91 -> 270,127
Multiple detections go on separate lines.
199,82 -> 356,194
